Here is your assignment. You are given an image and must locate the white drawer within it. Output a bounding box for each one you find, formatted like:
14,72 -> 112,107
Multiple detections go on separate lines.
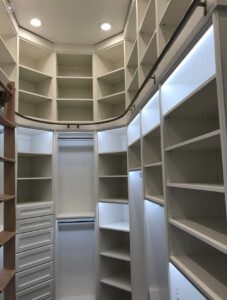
16,215 -> 54,234
16,262 -> 53,292
17,202 -> 54,220
16,245 -> 53,272
16,228 -> 54,253
16,279 -> 53,300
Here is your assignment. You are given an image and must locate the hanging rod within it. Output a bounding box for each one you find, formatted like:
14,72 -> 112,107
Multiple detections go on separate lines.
15,0 -> 204,127
58,219 -> 95,224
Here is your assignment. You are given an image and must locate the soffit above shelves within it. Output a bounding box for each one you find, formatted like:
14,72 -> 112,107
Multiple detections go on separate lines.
8,0 -> 131,44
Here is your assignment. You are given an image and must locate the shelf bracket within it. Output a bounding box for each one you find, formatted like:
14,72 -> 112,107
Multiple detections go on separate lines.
198,0 -> 207,16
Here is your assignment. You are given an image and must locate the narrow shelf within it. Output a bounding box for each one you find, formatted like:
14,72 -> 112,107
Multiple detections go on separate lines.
100,221 -> 129,232
97,91 -> 125,102
17,177 -> 52,181
99,199 -> 129,204
145,194 -> 164,206
101,271 -> 131,292
99,151 -> 127,155
97,67 -> 124,82
57,76 -> 92,88
0,269 -> 15,292
99,175 -> 128,178
0,36 -> 16,65
139,0 -> 156,34
129,167 -> 142,172
0,156 -> 15,163
57,211 -> 95,220
167,182 -> 225,193
140,31 -> 157,66
0,231 -> 15,246
0,194 -> 15,203
169,218 -> 227,254
170,255 -> 227,300
19,65 -> 52,83
19,89 -> 52,104
18,152 -> 52,157
127,68 -> 139,91
165,130 -> 221,152
100,247 -> 130,262
57,98 -> 93,107
57,75 -> 92,80
144,162 -> 162,168
0,116 -> 15,128
126,40 -> 138,68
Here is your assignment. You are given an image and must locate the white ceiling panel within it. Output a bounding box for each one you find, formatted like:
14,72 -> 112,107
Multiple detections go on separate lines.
9,0 -> 131,44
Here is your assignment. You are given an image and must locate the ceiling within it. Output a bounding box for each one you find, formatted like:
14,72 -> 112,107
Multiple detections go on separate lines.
9,0 -> 131,44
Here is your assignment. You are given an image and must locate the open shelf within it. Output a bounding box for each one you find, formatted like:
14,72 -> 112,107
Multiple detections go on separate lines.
57,77 -> 93,99
143,125 -> 161,165
145,194 -> 164,206
127,113 -> 140,146
95,42 -> 124,77
17,179 -> 52,204
19,38 -> 53,76
0,269 -> 15,292
126,41 -> 138,88
138,0 -> 152,29
19,65 -> 53,99
99,177 -> 128,202
99,202 -> 129,232
100,246 -> 130,262
18,127 -> 53,155
100,284 -> 131,300
165,137 -> 223,187
0,231 -> 15,246
57,99 -> 93,121
167,182 -> 225,193
18,152 -> 52,178
56,211 -> 95,220
139,31 -> 157,84
128,139 -> 141,171
101,271 -> 131,292
163,76 -> 219,148
97,92 -> 126,120
98,127 -> 127,154
161,27 -> 216,115
127,69 -> 139,103
57,53 -> 92,77
0,156 -> 15,163
144,166 -> 163,202
168,187 -> 227,253
97,68 -> 125,98
99,152 -> 127,176
170,226 -> 227,300
100,256 -> 131,292
0,36 -> 16,82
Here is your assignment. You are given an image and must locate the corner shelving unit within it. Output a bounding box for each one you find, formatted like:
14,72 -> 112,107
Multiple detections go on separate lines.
57,53 -> 93,121
94,42 -> 126,120
0,81 -> 16,300
18,39 -> 54,120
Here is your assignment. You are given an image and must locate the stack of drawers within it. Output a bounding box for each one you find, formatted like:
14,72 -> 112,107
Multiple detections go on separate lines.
15,202 -> 54,300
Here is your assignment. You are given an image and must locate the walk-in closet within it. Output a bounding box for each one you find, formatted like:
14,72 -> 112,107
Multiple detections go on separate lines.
0,0 -> 227,299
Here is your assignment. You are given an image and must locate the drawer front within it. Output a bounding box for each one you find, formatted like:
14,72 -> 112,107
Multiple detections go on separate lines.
17,202 -> 54,220
16,262 -> 53,292
16,245 -> 53,272
16,279 -> 53,300
16,228 -> 54,253
16,215 -> 54,234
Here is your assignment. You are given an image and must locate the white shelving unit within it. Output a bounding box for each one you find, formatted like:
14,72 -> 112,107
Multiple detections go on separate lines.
98,202 -> 131,299
16,127 -> 54,298
18,39 -> 54,120
128,114 -> 141,171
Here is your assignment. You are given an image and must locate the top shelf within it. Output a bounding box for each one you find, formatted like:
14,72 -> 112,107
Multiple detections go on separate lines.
57,53 -> 92,77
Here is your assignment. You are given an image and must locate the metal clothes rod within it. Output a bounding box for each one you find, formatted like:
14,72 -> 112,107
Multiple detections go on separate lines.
15,0 -> 203,127
58,219 -> 95,224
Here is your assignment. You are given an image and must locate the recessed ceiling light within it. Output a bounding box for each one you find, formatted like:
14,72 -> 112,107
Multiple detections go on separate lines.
30,18 -> 42,27
100,23 -> 111,31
